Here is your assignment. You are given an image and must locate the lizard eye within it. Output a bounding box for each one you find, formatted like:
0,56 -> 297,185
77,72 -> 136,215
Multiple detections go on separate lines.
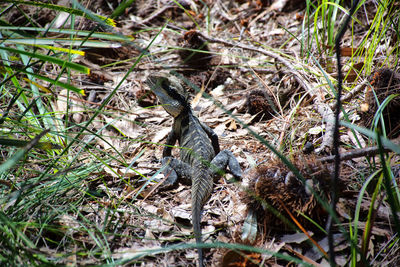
162,79 -> 179,96
160,79 -> 170,90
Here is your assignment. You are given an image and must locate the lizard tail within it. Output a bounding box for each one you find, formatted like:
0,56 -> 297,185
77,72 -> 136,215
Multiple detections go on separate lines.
192,202 -> 203,267
192,168 -> 213,267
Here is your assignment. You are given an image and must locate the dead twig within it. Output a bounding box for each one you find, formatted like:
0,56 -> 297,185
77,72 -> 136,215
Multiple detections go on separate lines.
330,79 -> 369,109
318,143 -> 397,162
134,5 -> 174,26
58,94 -> 138,115
196,31 -> 312,92
195,31 -> 335,152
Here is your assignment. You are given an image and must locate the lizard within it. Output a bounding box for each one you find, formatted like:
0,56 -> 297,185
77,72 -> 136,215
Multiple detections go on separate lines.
146,73 -> 242,267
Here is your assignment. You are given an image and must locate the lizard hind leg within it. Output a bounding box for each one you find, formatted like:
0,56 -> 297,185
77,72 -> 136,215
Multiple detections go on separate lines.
210,150 -> 242,180
161,157 -> 193,187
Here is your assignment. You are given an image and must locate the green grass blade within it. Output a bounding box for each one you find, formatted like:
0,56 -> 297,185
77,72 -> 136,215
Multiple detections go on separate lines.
1,0 -> 115,26
0,26 -> 134,42
340,121 -> 400,154
7,64 -> 85,95
0,130 -> 49,174
0,46 -> 90,74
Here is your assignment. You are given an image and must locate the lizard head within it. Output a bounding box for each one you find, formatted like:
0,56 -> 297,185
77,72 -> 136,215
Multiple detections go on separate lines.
145,73 -> 190,117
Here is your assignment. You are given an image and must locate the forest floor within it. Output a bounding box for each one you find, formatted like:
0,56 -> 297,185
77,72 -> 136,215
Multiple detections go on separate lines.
2,0 -> 400,266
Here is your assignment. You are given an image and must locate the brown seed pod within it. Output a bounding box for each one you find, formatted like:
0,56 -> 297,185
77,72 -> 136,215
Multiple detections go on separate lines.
245,89 -> 274,121
178,30 -> 213,69
242,154 -> 337,231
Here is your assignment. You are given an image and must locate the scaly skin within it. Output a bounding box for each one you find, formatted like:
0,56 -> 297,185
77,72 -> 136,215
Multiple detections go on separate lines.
146,73 -> 242,267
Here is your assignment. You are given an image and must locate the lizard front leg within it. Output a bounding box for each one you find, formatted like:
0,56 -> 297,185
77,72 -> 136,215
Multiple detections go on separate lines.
163,130 -> 177,158
200,122 -> 220,155
210,150 -> 242,181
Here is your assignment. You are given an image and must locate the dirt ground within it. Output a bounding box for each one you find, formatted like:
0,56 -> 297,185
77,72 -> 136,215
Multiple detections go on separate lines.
3,0 -> 400,266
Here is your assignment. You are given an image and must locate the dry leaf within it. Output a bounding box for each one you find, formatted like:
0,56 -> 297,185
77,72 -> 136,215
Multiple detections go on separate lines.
281,232 -> 313,244
152,127 -> 171,144
144,219 -> 172,232
170,206 -> 191,220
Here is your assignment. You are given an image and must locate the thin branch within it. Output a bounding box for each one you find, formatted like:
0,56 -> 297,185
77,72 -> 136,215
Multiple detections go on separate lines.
196,31 -> 335,152
329,1 -> 360,265
330,79 -> 369,109
318,142 -> 398,162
